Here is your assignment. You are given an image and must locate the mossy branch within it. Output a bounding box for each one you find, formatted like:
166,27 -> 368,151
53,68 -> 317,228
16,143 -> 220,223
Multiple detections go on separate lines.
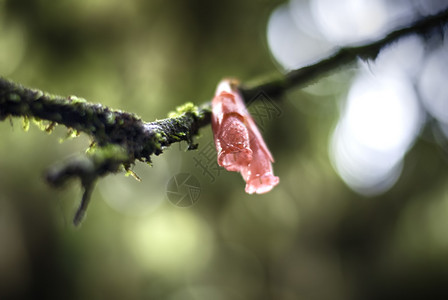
0,78 -> 210,225
0,8 -> 447,225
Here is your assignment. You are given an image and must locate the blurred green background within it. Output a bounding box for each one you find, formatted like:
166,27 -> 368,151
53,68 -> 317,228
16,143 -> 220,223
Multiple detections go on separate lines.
1,0 -> 448,299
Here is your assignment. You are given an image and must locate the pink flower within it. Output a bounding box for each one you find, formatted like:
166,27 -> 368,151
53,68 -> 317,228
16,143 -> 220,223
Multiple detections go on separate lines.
211,79 -> 279,194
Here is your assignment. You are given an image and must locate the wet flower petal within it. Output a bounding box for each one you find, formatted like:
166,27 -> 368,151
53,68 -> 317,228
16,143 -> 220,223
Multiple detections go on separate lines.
241,127 -> 279,194
211,79 -> 279,194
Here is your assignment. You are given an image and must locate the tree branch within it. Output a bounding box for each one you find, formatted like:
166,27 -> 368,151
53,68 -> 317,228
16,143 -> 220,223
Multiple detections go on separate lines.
1,8 -> 447,224
241,8 -> 448,100
0,78 -> 210,225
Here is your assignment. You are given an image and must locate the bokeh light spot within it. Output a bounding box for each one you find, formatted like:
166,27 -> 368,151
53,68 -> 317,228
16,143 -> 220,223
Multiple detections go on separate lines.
311,0 -> 388,44
267,4 -> 334,70
126,209 -> 213,275
418,42 -> 448,129
331,68 -> 422,195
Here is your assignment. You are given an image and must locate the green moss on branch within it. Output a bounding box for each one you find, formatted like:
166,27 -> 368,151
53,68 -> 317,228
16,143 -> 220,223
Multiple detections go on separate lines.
0,77 -> 211,225
0,78 -> 211,161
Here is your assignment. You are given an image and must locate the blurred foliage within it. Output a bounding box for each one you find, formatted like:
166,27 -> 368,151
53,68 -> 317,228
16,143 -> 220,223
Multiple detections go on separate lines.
1,0 -> 448,299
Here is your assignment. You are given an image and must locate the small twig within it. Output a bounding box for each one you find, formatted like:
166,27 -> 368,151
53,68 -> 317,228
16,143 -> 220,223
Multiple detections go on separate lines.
73,178 -> 96,226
